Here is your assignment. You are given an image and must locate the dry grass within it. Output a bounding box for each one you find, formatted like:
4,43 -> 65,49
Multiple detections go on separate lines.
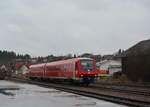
97,75 -> 132,83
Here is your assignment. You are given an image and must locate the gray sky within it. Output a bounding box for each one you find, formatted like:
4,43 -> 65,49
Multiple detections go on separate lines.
0,0 -> 150,56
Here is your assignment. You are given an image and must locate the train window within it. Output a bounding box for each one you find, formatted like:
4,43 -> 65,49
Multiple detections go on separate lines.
64,65 -> 67,71
55,66 -> 61,71
65,65 -> 69,72
68,64 -> 71,71
69,64 -> 72,70
61,65 -> 64,71
81,60 -> 94,72
47,66 -> 57,71
64,64 -> 71,72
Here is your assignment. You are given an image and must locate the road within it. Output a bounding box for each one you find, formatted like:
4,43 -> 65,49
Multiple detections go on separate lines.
0,80 -> 126,107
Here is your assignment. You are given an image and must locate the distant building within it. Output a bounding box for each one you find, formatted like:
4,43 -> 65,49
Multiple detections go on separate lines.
80,53 -> 101,62
0,64 -> 7,71
97,60 -> 122,76
80,53 -> 94,57
19,65 -> 29,74
102,55 -> 114,60
15,64 -> 29,74
122,39 -> 150,82
31,58 -> 38,64
15,62 -> 32,74
122,39 -> 150,57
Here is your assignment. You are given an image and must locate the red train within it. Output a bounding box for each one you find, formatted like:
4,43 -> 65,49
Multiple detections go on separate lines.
26,58 -> 98,85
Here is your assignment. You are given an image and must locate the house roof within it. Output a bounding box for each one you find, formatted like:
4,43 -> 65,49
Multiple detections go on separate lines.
122,39 -> 150,57
97,60 -> 121,66
15,62 -> 32,70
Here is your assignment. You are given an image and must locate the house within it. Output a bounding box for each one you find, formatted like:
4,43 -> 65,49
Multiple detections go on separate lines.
18,65 -> 29,74
15,62 -> 32,74
0,64 -> 7,71
121,39 -> 150,82
97,60 -> 122,76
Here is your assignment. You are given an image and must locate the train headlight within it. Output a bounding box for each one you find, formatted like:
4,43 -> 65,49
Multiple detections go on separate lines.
81,75 -> 83,77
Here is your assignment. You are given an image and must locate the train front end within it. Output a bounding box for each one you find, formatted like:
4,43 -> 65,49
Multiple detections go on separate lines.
77,58 -> 98,85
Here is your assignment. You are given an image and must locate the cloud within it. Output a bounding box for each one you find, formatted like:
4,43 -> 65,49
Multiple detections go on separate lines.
0,0 -> 150,56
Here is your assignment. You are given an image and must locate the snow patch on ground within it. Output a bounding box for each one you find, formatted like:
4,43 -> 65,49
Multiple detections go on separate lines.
0,80 -> 126,107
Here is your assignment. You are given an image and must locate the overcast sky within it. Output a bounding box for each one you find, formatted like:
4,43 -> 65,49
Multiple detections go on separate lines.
0,0 -> 150,56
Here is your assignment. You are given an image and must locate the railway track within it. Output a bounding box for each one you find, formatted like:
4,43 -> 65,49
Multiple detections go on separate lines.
8,77 -> 150,107
91,84 -> 150,96
95,82 -> 150,88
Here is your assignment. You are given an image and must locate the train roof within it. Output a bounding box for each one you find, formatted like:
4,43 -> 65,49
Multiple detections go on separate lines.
30,63 -> 46,68
46,57 -> 93,66
30,57 -> 93,68
77,57 -> 93,60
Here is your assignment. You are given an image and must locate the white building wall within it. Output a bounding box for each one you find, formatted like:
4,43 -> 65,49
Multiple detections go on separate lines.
19,65 -> 29,74
98,60 -> 122,75
109,67 -> 122,75
100,63 -> 109,70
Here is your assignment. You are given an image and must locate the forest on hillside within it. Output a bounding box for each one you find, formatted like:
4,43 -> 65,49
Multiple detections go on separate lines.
0,50 -> 30,64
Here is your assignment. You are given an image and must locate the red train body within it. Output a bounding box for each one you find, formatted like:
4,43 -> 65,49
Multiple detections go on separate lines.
26,58 -> 98,85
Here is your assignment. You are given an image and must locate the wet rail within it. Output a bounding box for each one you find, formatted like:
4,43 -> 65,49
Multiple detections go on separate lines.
8,77 -> 150,107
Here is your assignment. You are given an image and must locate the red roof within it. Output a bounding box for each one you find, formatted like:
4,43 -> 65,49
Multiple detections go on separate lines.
15,62 -> 32,70
26,63 -> 32,67
15,63 -> 23,70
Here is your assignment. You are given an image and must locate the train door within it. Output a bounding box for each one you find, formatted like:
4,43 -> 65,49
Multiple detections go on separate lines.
43,63 -> 47,78
72,62 -> 76,79
73,62 -> 78,80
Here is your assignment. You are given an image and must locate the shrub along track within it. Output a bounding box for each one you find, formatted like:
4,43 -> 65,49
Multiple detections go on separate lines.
8,77 -> 150,107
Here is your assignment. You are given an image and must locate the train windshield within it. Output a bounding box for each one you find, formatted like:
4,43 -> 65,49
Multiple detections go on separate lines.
81,60 -> 94,72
